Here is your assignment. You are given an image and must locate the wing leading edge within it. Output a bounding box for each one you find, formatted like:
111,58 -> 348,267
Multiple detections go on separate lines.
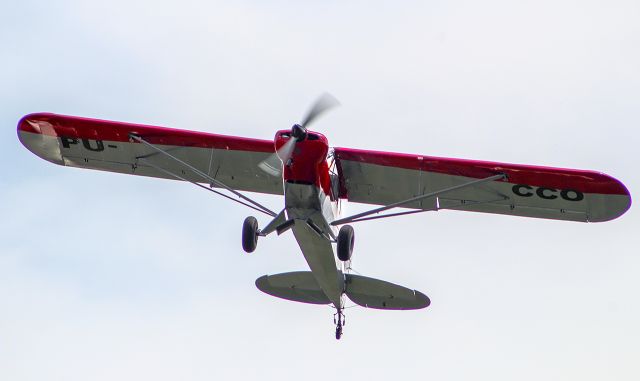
334,147 -> 630,222
18,113 -> 283,196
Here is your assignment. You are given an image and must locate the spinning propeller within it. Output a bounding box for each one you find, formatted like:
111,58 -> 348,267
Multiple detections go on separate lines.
259,93 -> 339,177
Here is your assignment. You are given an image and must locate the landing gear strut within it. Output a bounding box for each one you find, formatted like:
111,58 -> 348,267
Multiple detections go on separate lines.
334,308 -> 345,340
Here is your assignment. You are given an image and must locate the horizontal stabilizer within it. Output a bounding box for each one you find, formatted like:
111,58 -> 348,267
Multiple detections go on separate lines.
255,272 -> 331,305
345,274 -> 430,310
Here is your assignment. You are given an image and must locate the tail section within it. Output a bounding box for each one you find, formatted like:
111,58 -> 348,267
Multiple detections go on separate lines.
344,274 -> 430,310
256,271 -> 430,310
255,272 -> 331,305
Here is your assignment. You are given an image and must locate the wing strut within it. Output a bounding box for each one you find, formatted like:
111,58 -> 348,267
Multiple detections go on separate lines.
137,157 -> 275,216
331,173 -> 506,225
130,134 -> 277,217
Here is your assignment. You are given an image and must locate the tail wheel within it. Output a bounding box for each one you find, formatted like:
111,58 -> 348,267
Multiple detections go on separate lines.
242,216 -> 259,253
337,225 -> 354,261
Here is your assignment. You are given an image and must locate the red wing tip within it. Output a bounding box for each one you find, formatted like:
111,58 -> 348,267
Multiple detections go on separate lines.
597,177 -> 632,222
613,176 -> 631,198
17,112 -> 57,134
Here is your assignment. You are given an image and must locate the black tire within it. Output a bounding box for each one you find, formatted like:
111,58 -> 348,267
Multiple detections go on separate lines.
337,225 -> 354,261
242,216 -> 259,253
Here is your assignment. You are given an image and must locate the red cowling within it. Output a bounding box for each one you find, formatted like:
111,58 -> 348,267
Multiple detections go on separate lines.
274,130 -> 332,197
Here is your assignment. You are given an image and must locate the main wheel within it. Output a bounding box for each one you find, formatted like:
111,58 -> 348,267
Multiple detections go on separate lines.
242,216 -> 259,253
337,225 -> 354,261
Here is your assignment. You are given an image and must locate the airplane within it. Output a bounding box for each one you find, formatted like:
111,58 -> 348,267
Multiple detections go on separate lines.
17,95 -> 631,339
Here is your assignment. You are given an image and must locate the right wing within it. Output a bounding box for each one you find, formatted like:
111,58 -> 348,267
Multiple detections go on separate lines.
18,113 -> 283,196
334,147 -> 631,223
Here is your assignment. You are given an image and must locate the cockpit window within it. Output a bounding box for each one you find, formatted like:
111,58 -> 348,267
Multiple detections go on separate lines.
307,133 -> 319,141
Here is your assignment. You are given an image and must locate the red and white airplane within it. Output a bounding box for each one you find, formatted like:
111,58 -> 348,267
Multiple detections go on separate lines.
17,95 -> 631,339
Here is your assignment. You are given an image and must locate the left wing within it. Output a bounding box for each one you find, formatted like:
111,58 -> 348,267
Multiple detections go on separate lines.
18,113 -> 283,196
334,147 -> 631,222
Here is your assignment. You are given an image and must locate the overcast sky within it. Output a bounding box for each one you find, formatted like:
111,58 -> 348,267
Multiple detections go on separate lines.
2,1 -> 639,380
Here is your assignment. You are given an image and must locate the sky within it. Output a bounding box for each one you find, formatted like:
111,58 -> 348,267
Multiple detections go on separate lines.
2,0 -> 639,380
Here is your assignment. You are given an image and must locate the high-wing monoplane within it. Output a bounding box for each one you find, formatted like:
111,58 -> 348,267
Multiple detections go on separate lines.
17,95 -> 631,339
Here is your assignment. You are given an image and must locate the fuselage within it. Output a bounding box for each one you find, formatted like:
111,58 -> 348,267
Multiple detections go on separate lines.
274,129 -> 344,307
